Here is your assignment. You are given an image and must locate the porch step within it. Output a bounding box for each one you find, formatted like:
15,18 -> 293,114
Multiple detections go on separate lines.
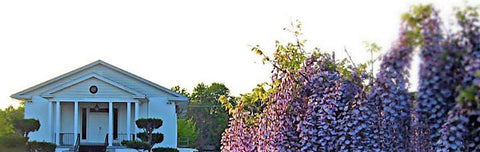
78,145 -> 107,152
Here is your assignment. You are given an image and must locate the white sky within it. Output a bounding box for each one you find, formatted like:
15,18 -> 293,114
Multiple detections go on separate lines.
0,0 -> 476,109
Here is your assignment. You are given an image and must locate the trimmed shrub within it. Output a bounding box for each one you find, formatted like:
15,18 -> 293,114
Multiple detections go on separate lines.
129,118 -> 164,151
136,132 -> 164,144
136,118 -> 163,130
152,147 -> 179,152
121,140 -> 151,151
26,141 -> 56,152
0,135 -> 26,148
12,119 -> 40,139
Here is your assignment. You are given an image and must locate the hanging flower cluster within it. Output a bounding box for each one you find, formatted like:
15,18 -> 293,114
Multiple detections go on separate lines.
412,7 -> 462,151
435,8 -> 480,151
220,102 -> 256,152
366,23 -> 416,151
222,52 -> 378,151
297,54 -> 376,151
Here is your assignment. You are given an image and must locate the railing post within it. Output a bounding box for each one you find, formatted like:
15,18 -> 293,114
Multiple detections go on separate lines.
126,101 -> 131,141
134,101 -> 139,140
48,101 -> 52,142
108,102 -> 113,146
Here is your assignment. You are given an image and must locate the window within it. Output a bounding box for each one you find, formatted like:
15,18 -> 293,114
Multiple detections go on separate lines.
89,85 -> 98,94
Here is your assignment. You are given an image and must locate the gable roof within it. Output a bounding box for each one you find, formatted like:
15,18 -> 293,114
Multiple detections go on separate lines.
11,60 -> 188,101
41,72 -> 145,98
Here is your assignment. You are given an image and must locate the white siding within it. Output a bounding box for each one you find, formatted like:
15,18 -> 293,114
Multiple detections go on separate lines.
60,103 -> 74,133
139,102 -> 149,118
25,96 -> 52,142
146,97 -> 177,148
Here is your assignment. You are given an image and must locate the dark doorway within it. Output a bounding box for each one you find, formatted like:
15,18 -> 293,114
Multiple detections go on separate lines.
83,107 -> 118,141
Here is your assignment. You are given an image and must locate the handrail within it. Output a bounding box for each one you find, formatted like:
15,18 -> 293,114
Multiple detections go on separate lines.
105,133 -> 109,146
73,134 -> 80,152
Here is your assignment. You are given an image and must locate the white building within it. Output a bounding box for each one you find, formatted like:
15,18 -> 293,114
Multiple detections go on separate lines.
11,60 -> 190,152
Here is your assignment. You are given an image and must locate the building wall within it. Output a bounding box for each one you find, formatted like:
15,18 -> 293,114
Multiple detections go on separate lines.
147,97 -> 177,148
25,96 -> 52,142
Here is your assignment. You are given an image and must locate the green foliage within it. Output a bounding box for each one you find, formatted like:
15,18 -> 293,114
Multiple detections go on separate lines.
220,83 -> 270,124
252,20 -> 307,73
0,106 -> 30,152
136,132 -> 164,145
0,135 -> 26,148
0,106 -> 24,136
455,5 -> 479,24
136,118 -> 163,130
26,141 -> 56,152
121,140 -> 151,151
0,111 -> 14,136
13,119 -> 40,139
172,83 -> 231,150
177,118 -> 198,147
135,118 -> 164,149
152,147 -> 179,152
171,85 -> 190,97
401,4 -> 434,46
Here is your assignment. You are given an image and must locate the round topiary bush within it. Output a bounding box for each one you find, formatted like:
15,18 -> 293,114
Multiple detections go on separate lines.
136,118 -> 163,129
152,147 -> 179,152
137,132 -> 164,145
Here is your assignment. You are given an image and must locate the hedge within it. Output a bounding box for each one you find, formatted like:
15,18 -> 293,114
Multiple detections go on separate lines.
26,141 -> 56,152
152,147 -> 179,152
121,140 -> 151,150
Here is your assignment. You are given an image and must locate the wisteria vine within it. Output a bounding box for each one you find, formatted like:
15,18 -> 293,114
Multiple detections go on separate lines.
221,5 -> 480,152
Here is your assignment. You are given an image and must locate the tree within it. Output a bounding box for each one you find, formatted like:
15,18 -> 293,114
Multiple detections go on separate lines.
136,118 -> 164,146
177,118 -> 198,148
123,118 -> 164,152
172,83 -> 231,150
170,86 -> 190,98
12,119 -> 40,140
0,106 -> 24,136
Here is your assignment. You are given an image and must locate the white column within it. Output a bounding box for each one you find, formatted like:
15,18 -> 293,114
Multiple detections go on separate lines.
108,102 -> 113,146
134,101 -> 139,139
48,101 -> 52,142
73,101 -> 79,144
55,101 -> 61,145
126,102 -> 131,140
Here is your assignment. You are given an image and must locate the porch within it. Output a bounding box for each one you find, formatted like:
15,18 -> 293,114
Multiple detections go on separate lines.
48,100 -> 141,147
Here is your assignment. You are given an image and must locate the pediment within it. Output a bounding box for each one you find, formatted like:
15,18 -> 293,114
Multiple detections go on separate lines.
41,73 -> 144,98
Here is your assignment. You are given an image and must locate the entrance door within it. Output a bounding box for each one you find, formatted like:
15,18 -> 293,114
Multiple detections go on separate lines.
87,112 -> 109,143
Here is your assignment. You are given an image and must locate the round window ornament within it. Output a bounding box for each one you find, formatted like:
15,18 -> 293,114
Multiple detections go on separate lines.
89,85 -> 98,94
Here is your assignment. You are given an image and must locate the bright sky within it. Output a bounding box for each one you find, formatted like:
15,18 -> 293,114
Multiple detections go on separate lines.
0,0 -> 476,109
